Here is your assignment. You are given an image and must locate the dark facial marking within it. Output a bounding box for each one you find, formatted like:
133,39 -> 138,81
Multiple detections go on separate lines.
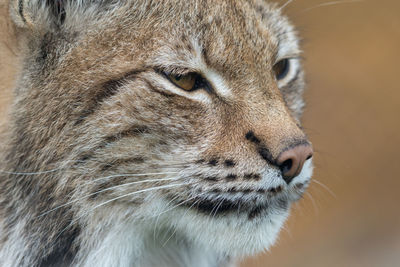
211,189 -> 221,194
227,187 -> 238,193
208,158 -> 219,166
248,206 -> 264,220
18,0 -> 26,23
74,79 -> 122,125
205,176 -> 218,182
104,125 -> 150,144
244,173 -> 253,179
257,189 -> 266,194
77,154 -> 90,163
183,197 -> 270,219
224,159 -> 236,167
258,146 -> 274,165
186,198 -> 240,215
74,71 -> 140,125
226,174 -> 237,180
245,131 -> 260,144
253,174 -> 261,180
74,125 -> 149,165
38,225 -> 80,267
243,173 -> 261,180
269,186 -> 283,194
100,157 -> 145,171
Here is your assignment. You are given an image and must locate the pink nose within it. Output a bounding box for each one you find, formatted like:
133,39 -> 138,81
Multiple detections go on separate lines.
277,143 -> 313,184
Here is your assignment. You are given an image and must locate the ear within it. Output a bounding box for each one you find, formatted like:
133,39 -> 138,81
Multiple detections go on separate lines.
9,0 -> 68,30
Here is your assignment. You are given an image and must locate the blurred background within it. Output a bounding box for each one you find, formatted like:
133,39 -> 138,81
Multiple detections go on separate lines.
243,0 -> 400,266
1,0 -> 399,266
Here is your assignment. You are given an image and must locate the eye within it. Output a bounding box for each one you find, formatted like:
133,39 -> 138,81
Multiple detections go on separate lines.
273,58 -> 290,81
166,72 -> 198,91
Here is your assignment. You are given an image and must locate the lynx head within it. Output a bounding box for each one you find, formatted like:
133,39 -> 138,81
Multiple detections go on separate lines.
5,0 -> 313,261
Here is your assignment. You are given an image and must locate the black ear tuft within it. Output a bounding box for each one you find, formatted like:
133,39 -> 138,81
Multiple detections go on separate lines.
10,0 -> 71,29
46,0 -> 67,25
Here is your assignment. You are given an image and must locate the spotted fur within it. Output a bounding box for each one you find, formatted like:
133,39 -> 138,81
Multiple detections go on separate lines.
1,0 -> 313,266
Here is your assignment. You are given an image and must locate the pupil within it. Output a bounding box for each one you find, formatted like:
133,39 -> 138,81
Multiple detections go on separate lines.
275,59 -> 289,80
175,75 -> 182,81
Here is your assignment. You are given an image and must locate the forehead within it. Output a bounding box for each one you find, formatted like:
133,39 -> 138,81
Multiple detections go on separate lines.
118,0 -> 296,71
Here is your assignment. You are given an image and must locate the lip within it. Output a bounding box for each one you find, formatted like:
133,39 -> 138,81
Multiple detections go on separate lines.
181,195 -> 290,220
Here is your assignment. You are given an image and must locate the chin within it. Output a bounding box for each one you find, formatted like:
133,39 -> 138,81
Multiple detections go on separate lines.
163,200 -> 291,257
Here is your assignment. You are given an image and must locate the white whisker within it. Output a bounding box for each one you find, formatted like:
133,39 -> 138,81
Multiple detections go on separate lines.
160,195 -> 199,247
38,177 -> 182,218
210,198 -> 225,220
151,194 -> 183,242
89,172 -> 181,184
55,183 -> 188,241
301,0 -> 363,13
304,191 -> 319,215
311,179 -> 336,198
279,0 -> 294,10
0,168 -> 63,176
160,197 -> 197,246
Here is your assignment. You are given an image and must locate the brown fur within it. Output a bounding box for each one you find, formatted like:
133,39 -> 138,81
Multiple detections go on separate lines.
0,1 -> 312,266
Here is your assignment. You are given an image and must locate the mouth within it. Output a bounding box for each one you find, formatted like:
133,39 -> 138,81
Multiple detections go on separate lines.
180,194 -> 290,220
172,181 -> 309,220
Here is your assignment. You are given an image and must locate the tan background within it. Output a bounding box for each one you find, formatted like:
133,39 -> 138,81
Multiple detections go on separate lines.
1,1 -> 400,266
243,0 -> 400,266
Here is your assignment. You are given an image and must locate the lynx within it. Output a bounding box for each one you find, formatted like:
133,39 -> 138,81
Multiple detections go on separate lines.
0,0 -> 313,266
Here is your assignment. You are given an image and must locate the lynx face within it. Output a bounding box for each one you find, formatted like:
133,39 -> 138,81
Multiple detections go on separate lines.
1,0 -> 313,265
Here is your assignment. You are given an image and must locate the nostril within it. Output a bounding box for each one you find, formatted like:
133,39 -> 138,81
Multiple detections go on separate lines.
280,159 -> 293,175
277,143 -> 313,184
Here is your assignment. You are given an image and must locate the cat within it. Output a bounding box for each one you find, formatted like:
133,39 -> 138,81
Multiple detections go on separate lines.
0,0 -> 313,266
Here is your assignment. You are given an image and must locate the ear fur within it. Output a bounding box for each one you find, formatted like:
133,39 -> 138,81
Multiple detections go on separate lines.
9,0 -> 62,29
9,0 -> 125,34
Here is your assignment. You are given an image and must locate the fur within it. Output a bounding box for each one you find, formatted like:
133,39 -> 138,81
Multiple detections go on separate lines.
0,0 -> 313,266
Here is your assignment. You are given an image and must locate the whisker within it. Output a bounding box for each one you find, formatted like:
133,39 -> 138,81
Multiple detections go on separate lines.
38,177 -> 182,218
279,0 -> 294,10
0,167 -> 66,176
160,197 -> 197,246
151,194 -> 183,242
161,224 -> 178,247
304,191 -> 319,215
301,0 -> 363,13
210,198 -> 225,220
150,195 -> 199,221
55,183 -> 188,241
89,171 -> 181,184
311,179 -> 337,198
0,160 -> 193,177
180,198 -> 201,219
160,195 -> 199,246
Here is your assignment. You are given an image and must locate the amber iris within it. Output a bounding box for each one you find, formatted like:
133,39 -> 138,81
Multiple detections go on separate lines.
168,73 -> 197,91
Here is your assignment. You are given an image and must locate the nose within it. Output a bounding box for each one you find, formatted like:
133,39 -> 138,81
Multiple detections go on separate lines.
277,143 -> 313,184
